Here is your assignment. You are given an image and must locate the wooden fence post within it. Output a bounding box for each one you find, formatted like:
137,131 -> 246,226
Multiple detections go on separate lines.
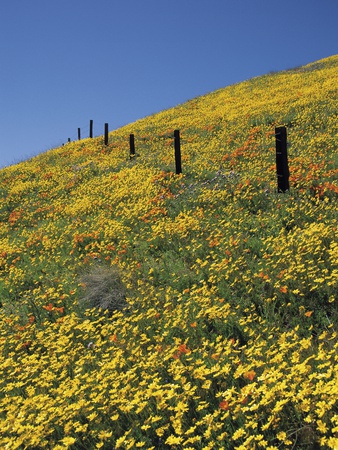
129,134 -> 135,157
68,138 -> 71,143
174,130 -> 182,174
104,123 -> 109,145
275,126 -> 289,192
78,128 -> 81,141
90,120 -> 93,138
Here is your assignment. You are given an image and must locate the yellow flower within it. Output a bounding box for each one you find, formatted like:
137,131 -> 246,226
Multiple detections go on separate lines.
165,435 -> 183,445
98,430 -> 113,440
232,428 -> 246,440
60,437 -> 77,447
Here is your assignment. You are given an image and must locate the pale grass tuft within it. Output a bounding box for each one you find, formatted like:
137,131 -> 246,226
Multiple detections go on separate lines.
79,264 -> 128,314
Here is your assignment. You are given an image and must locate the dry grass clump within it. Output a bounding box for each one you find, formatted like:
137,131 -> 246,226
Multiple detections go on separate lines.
79,264 -> 128,314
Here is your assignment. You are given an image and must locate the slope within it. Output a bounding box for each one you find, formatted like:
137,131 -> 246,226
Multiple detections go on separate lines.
0,55 -> 337,449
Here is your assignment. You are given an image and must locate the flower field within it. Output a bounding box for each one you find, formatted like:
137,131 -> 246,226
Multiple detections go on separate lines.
0,55 -> 337,449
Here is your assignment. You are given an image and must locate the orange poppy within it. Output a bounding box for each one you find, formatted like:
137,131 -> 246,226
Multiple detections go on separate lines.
244,370 -> 256,381
219,401 -> 229,410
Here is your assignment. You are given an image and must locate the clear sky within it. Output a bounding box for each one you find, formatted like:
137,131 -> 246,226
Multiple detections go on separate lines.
0,0 -> 337,169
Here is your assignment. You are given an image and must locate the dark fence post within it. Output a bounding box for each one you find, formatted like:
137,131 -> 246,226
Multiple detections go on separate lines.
275,126 -> 289,192
129,134 -> 135,157
90,120 -> 93,138
174,129 -> 182,174
104,123 -> 109,145
78,128 -> 81,140
68,138 -> 71,143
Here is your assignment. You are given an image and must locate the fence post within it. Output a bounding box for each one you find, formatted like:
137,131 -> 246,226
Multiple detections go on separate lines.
174,130 -> 182,174
275,126 -> 289,192
104,123 -> 109,145
90,120 -> 93,138
129,134 -> 135,157
78,128 -> 81,141
68,138 -> 71,143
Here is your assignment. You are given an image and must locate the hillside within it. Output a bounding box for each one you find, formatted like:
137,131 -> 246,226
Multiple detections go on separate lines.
0,55 -> 337,449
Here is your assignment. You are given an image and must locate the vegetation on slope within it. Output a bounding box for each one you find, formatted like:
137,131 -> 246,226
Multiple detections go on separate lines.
0,55 -> 337,449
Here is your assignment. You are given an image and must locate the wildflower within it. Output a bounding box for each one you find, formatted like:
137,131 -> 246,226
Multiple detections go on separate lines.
219,400 -> 229,410
60,437 -> 77,446
98,430 -> 113,439
232,428 -> 246,440
244,370 -> 256,381
165,435 -> 183,445
177,343 -> 191,354
43,303 -> 54,312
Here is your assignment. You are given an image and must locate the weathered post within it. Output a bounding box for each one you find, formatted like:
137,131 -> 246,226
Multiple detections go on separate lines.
174,129 -> 182,174
129,134 -> 135,158
275,126 -> 289,192
89,120 -> 93,138
104,123 -> 109,145
78,128 -> 81,140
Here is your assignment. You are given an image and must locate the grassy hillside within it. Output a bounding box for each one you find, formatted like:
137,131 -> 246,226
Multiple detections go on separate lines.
0,55 -> 337,449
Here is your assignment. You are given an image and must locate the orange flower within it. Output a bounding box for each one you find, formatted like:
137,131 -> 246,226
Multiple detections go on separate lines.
279,286 -> 288,294
244,370 -> 256,381
43,303 -> 54,312
172,351 -> 180,360
209,238 -> 219,248
173,343 -> 191,359
258,271 -> 269,280
21,341 -> 32,350
219,400 -> 229,410
178,343 -> 190,354
241,396 -> 249,405
277,270 -> 286,279
304,311 -> 313,317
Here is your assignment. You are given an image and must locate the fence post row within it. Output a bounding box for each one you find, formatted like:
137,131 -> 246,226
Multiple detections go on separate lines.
72,123 -> 291,187
275,126 -> 290,193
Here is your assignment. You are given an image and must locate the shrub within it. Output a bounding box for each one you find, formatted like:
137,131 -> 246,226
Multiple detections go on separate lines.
79,264 -> 128,314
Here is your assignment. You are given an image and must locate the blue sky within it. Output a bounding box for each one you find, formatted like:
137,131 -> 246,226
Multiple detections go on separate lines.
0,0 -> 337,168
